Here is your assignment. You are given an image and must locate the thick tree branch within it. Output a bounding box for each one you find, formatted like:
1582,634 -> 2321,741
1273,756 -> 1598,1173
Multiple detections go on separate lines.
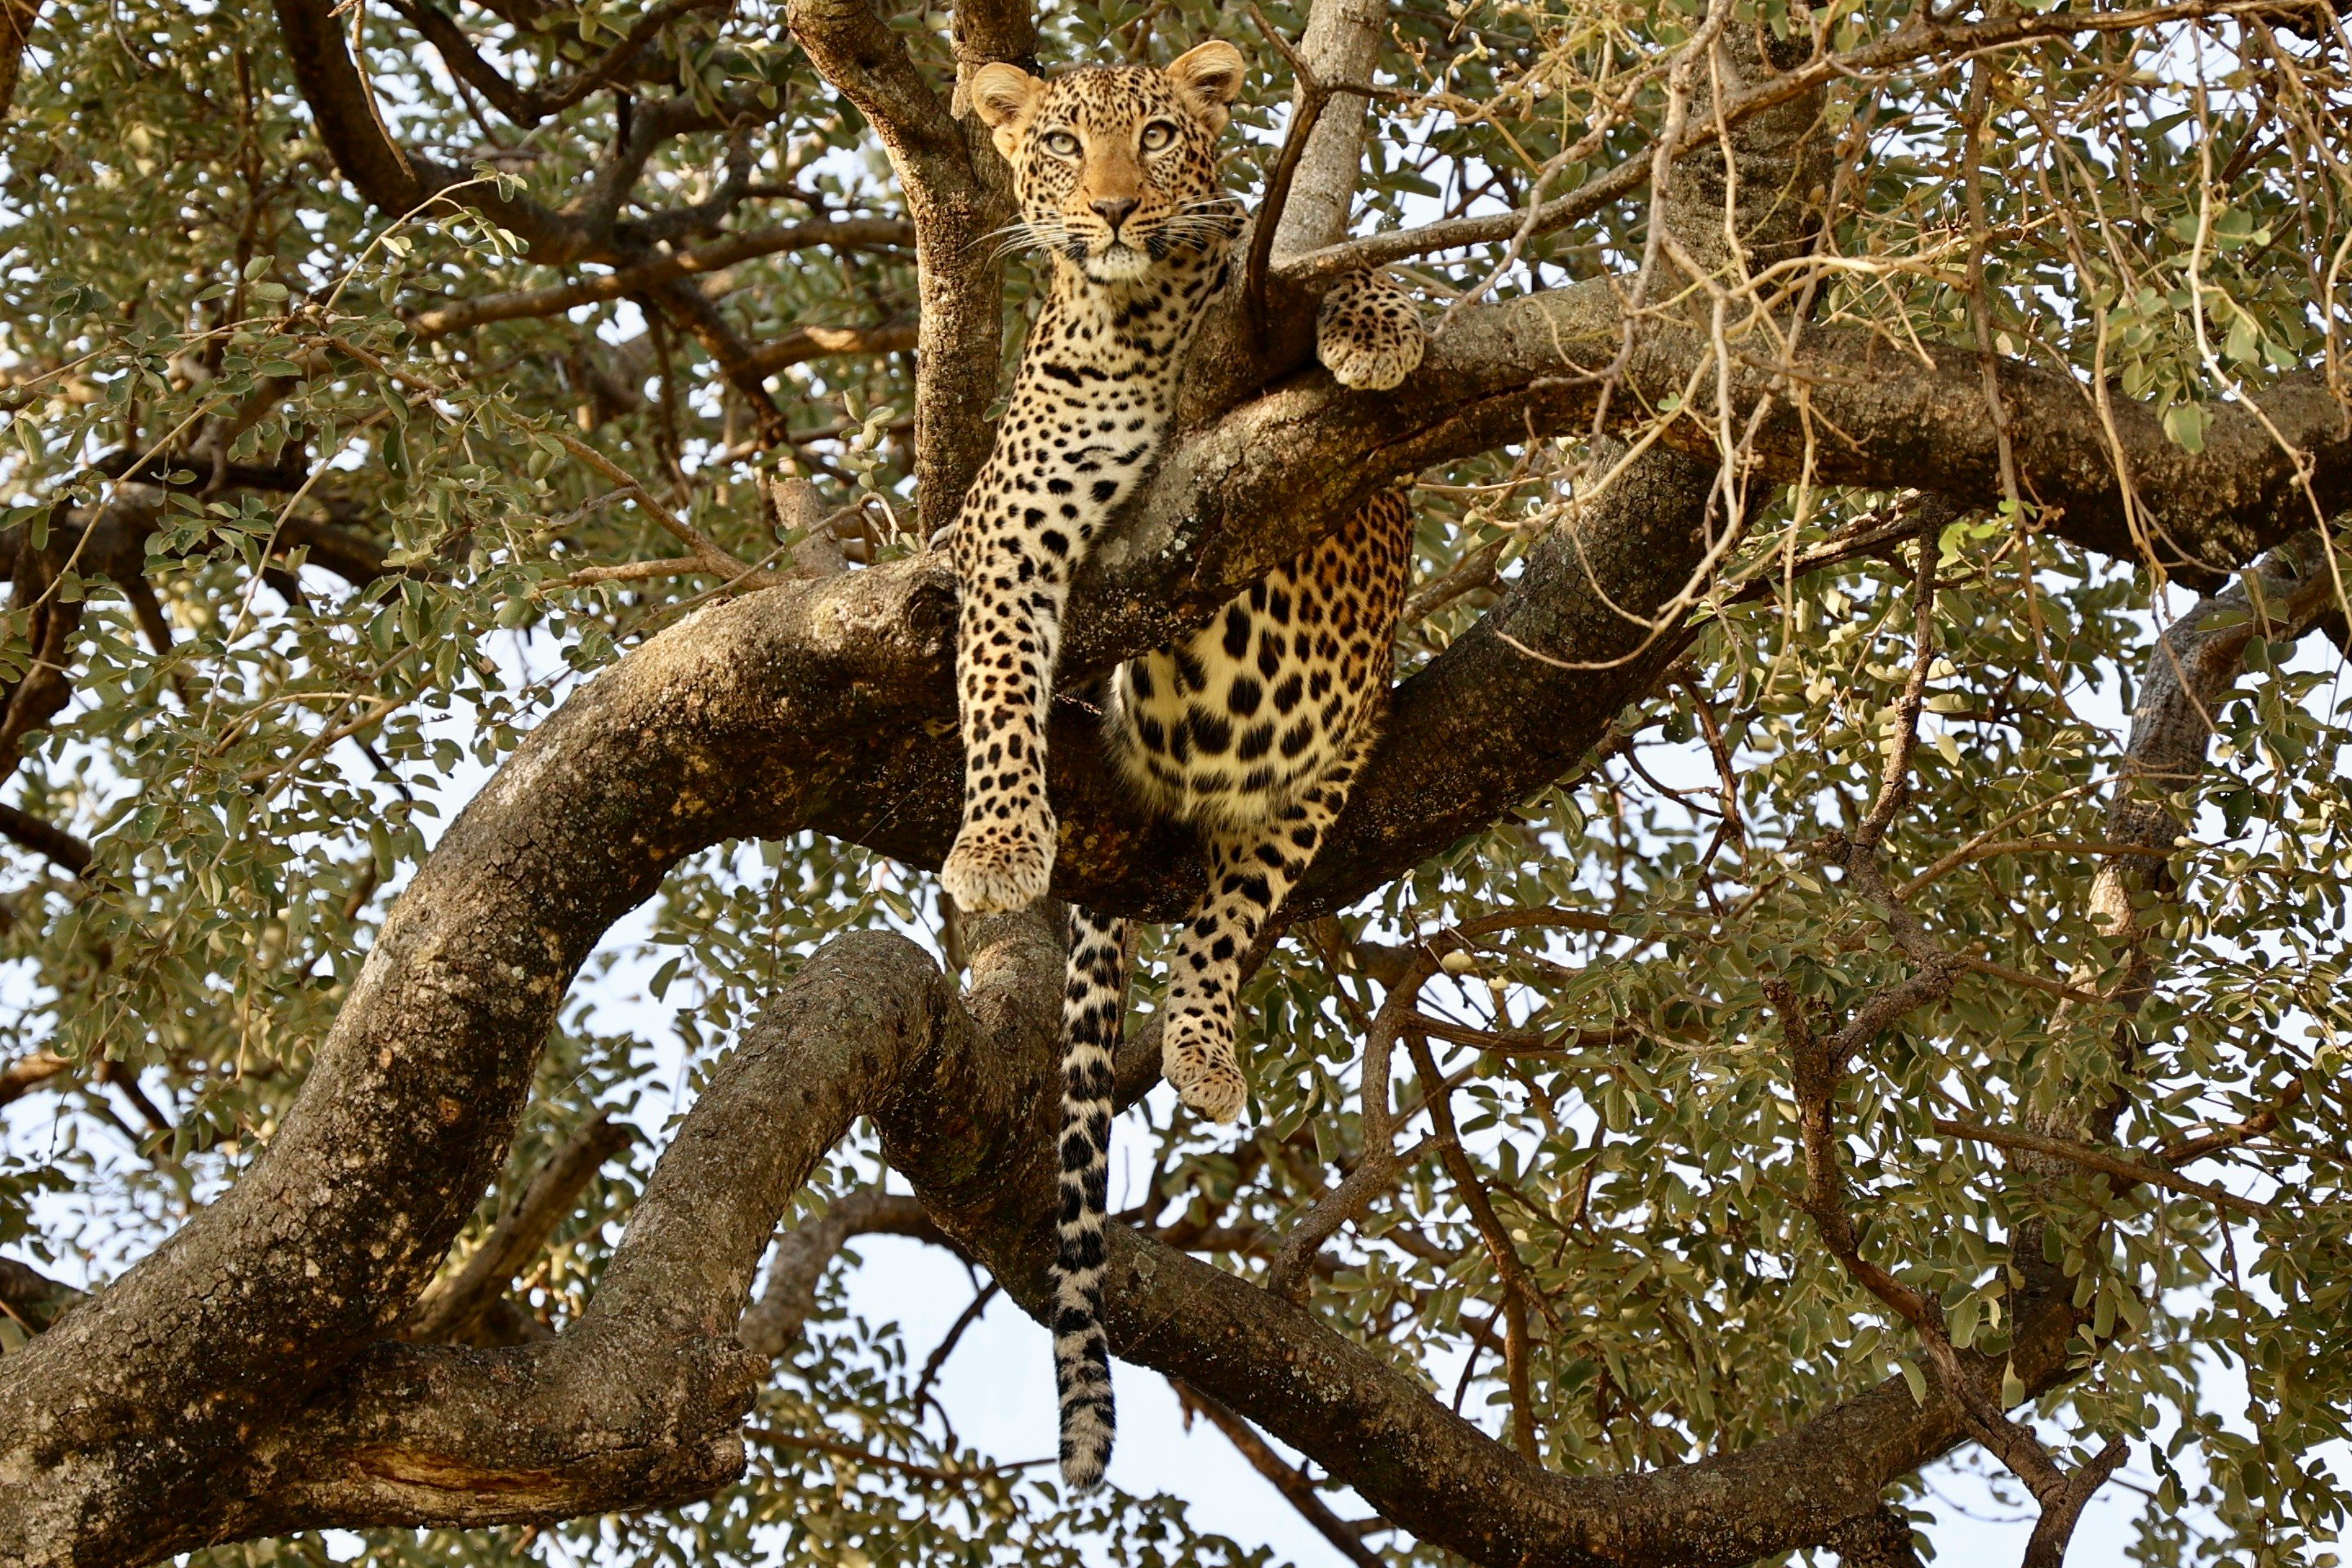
0,0 -> 42,124
8,506 -> 2328,1560
2021,1440 -> 2130,1568
0,804 -> 90,876
863,902 -> 2107,1568
1266,0 -> 1386,261
11,934 -> 969,1553
2004,527 -> 2345,1213
1825,1506 -> 1927,1568
0,1050 -> 69,1106
385,0 -> 550,125
785,0 -> 1007,530
947,0 -> 1036,88
12,16 -> 2348,1554
1778,528 -> 2344,1559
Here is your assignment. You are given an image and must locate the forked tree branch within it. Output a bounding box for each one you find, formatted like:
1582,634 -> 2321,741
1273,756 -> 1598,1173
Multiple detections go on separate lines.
1239,0 -> 1388,332
11,898 -> 2133,1564
390,0 -> 729,128
5,529 -> 2340,1565
20,543 -> 2340,1566
783,0 -> 1012,530
274,0 -> 591,265
402,1112 -> 635,1346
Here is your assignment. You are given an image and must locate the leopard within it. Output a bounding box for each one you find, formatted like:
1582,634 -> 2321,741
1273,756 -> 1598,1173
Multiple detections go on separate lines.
955,42 -> 1427,1490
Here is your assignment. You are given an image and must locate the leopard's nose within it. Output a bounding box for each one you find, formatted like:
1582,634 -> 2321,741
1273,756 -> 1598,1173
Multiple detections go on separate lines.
1090,197 -> 1138,233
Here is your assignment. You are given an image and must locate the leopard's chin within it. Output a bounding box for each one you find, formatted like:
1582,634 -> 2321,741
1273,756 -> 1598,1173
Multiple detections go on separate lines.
1080,243 -> 1156,283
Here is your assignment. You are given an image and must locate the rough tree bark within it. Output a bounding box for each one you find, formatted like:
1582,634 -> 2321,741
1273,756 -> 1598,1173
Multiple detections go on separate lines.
0,0 -> 40,126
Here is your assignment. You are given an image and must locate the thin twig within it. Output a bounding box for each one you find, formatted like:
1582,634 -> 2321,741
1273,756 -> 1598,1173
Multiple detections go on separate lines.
1960,54 -> 2023,510
1275,0 -> 2273,285
910,1280 -> 999,1415
1242,2 -> 1339,332
2157,1076 -> 2305,1167
555,431 -> 772,582
1856,537 -> 1939,849
1893,837 -> 2170,902
1930,1116 -> 2275,1218
1410,1032 -> 1545,1463
1174,1381 -> 1389,1568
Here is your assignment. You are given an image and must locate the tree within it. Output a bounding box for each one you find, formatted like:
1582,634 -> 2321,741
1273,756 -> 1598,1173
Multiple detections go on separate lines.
0,0 -> 2345,1562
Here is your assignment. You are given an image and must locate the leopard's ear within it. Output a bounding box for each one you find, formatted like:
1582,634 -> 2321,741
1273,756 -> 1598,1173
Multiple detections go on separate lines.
971,62 -> 1044,160
1165,41 -> 1245,135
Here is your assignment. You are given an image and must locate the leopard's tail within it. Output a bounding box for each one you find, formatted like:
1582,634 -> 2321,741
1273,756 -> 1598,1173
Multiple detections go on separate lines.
1054,906 -> 1129,1490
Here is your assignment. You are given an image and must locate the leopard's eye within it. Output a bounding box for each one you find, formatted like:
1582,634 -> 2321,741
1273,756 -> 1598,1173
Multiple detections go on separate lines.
1042,129 -> 1082,158
1139,120 -> 1177,153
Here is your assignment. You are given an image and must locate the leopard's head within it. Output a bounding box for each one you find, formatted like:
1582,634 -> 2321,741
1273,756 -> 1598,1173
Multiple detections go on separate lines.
971,42 -> 1245,283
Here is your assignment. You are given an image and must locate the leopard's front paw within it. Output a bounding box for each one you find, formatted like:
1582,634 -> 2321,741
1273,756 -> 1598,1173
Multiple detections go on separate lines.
941,809 -> 1057,915
1163,1015 -> 1248,1125
1317,270 -> 1426,392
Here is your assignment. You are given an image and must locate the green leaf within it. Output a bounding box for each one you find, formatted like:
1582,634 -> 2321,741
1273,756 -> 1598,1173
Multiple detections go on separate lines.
1949,1294 -> 1981,1350
2225,313 -> 2260,367
2163,402 -> 2209,454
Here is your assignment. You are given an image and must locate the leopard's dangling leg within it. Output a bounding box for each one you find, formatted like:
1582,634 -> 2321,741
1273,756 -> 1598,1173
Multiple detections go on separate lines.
1161,738 -> 1372,1123
1054,906 -> 1130,1488
942,529 -> 1069,916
